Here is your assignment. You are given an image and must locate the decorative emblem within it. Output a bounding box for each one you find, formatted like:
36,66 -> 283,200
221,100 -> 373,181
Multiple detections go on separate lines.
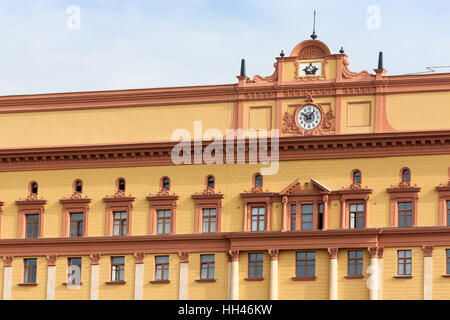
283,102 -> 335,136
303,63 -> 319,75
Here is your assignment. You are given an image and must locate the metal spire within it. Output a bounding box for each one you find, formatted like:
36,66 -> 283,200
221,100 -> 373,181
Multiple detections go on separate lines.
378,51 -> 384,69
240,59 -> 246,77
311,11 -> 318,40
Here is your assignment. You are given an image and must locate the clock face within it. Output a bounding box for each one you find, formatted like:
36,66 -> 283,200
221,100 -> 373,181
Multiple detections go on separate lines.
296,105 -> 322,131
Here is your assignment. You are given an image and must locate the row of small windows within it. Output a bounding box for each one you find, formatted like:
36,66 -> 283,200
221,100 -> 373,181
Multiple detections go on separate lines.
351,168 -> 411,185
19,249 -> 450,285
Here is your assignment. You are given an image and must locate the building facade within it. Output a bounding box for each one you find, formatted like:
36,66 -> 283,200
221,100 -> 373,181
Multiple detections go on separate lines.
0,38 -> 450,300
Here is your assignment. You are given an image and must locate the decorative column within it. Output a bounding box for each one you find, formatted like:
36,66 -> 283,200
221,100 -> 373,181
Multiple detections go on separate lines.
340,201 -> 346,229
89,253 -> 101,300
2,256 -> 13,300
134,252 -> 145,300
268,249 -> 279,300
281,197 -> 288,232
368,248 -> 379,300
178,252 -> 189,300
228,250 -> 240,300
46,255 -> 57,300
328,248 -> 338,300
377,248 -> 384,300
322,195 -> 329,231
423,246 -> 434,300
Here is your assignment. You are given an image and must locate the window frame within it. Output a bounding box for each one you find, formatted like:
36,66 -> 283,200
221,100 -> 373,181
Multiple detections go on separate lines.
397,250 -> 412,277
347,250 -> 364,278
112,211 -> 128,236
293,251 -> 316,280
25,214 -> 40,239
154,256 -> 170,282
199,254 -> 215,281
247,253 -> 264,280
24,258 -> 37,284
348,202 -> 365,229
110,256 -> 125,283
67,257 -> 82,285
156,209 -> 172,235
69,212 -> 85,238
250,206 -> 266,232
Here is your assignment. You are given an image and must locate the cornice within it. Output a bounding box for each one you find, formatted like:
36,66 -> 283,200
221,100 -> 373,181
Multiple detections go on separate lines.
0,131 -> 449,172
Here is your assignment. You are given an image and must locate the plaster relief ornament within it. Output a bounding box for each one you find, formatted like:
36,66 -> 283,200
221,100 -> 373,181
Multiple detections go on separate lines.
283,102 -> 335,136
301,62 -> 321,76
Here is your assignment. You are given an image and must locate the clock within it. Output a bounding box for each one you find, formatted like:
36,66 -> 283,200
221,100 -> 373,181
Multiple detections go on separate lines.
296,105 -> 322,131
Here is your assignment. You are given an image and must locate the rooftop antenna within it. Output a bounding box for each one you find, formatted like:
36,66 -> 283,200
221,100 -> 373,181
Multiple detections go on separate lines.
311,10 -> 318,40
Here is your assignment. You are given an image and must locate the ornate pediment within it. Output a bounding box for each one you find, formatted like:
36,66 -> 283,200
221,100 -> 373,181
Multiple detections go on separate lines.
280,179 -> 302,195
104,191 -> 135,200
387,181 -> 421,193
192,187 -> 224,200
342,56 -> 375,81
60,192 -> 91,203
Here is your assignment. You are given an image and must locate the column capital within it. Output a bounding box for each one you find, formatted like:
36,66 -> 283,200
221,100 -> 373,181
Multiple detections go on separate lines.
268,249 -> 279,261
377,247 -> 384,259
178,252 -> 190,263
134,252 -> 145,264
2,256 -> 13,267
368,247 -> 380,259
227,250 -> 239,262
328,248 -> 338,259
46,255 -> 57,266
422,246 -> 434,258
89,253 -> 101,265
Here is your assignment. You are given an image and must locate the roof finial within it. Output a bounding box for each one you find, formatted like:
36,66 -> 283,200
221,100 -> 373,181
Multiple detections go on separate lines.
280,50 -> 285,57
240,59 -> 246,77
310,10 -> 318,40
378,51 -> 384,69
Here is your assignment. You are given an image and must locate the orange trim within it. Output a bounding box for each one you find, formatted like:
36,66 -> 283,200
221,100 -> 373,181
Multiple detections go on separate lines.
60,197 -> 91,237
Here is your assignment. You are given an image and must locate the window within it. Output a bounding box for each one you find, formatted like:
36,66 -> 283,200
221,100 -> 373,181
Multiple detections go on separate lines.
291,204 -> 296,231
202,209 -> 216,233
162,177 -> 170,191
301,204 -> 314,230
207,176 -> 215,189
157,210 -> 172,234
318,203 -> 324,230
353,170 -> 362,184
398,202 -> 413,228
68,258 -> 82,285
24,259 -> 37,284
447,250 -> 450,275
113,211 -> 127,236
155,256 -> 169,281
251,207 -> 265,232
200,255 -> 215,280
26,214 -> 39,239
30,182 -> 38,195
111,257 -> 125,282
117,178 -> 126,192
348,251 -> 363,276
248,253 -> 264,279
70,213 -> 84,237
397,250 -> 412,276
349,204 -> 364,229
402,169 -> 411,182
254,174 -> 263,188
296,252 -> 315,278
74,180 -> 83,193
447,201 -> 450,227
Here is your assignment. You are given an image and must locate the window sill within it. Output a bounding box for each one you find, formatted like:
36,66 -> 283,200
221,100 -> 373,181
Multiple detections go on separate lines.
62,282 -> 83,286
105,281 -> 126,285
18,283 -> 38,287
393,275 -> 413,279
291,277 -> 317,282
345,276 -> 365,280
244,278 -> 264,282
150,280 -> 170,284
195,279 -> 216,283
442,275 -> 450,278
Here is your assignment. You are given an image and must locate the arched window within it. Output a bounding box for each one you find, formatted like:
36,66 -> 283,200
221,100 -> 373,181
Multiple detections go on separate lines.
401,168 -> 411,182
352,170 -> 362,184
254,174 -> 263,188
117,178 -> 126,192
162,177 -> 170,191
29,182 -> 38,195
74,180 -> 83,193
207,176 -> 215,189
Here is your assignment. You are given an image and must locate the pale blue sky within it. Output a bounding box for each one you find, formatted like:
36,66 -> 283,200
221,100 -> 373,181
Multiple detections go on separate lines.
0,0 -> 449,95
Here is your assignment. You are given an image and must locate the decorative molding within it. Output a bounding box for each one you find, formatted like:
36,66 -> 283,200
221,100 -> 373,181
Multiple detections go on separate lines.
134,252 -> 145,264
89,253 -> 101,265
328,248 -> 338,259
178,252 -> 189,263
147,192 -> 179,235
294,59 -> 328,81
368,247 -> 378,259
46,255 -> 57,266
227,250 -> 239,262
3,256 -> 13,267
289,40 -> 331,58
192,190 -> 224,233
252,62 -> 278,84
60,195 -> 91,237
387,181 -> 421,228
422,246 -> 434,257
15,197 -> 47,239
283,102 -> 335,136
342,56 -> 375,80
268,249 -> 279,261
377,247 -> 384,259
103,193 -> 135,237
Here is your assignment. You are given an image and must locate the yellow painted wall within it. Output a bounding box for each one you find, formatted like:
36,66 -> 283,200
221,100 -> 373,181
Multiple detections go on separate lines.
432,247 -> 450,300
239,251 -> 270,300
11,257 -> 47,300
338,249 -> 370,300
55,256 -> 90,300
387,91 -> 450,131
98,255 -> 134,300
341,95 -> 376,134
0,103 -> 234,148
189,253 -> 227,300
382,247 -> 424,300
142,253 -> 178,300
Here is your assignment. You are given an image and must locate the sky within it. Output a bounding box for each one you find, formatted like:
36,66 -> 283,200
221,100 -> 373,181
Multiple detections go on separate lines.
0,0 -> 449,96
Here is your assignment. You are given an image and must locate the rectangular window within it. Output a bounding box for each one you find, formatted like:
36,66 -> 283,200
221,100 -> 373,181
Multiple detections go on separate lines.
111,257 -> 125,282
301,204 -> 314,230
348,250 -> 364,276
200,255 -> 215,280
155,256 -> 169,281
157,210 -> 172,234
70,213 -> 84,237
251,207 -> 265,232
248,253 -> 264,279
397,250 -> 412,276
291,204 -> 296,231
296,252 -> 315,278
68,257 -> 82,285
447,201 -> 450,227
26,214 -> 39,239
24,259 -> 37,284
398,202 -> 413,228
349,204 -> 364,229
113,211 -> 127,236
318,203 -> 324,230
447,250 -> 450,275
202,209 -> 216,233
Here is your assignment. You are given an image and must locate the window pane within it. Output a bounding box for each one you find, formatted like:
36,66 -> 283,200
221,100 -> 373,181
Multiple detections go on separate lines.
201,255 -> 215,263
302,205 -> 313,214
156,256 -> 169,264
